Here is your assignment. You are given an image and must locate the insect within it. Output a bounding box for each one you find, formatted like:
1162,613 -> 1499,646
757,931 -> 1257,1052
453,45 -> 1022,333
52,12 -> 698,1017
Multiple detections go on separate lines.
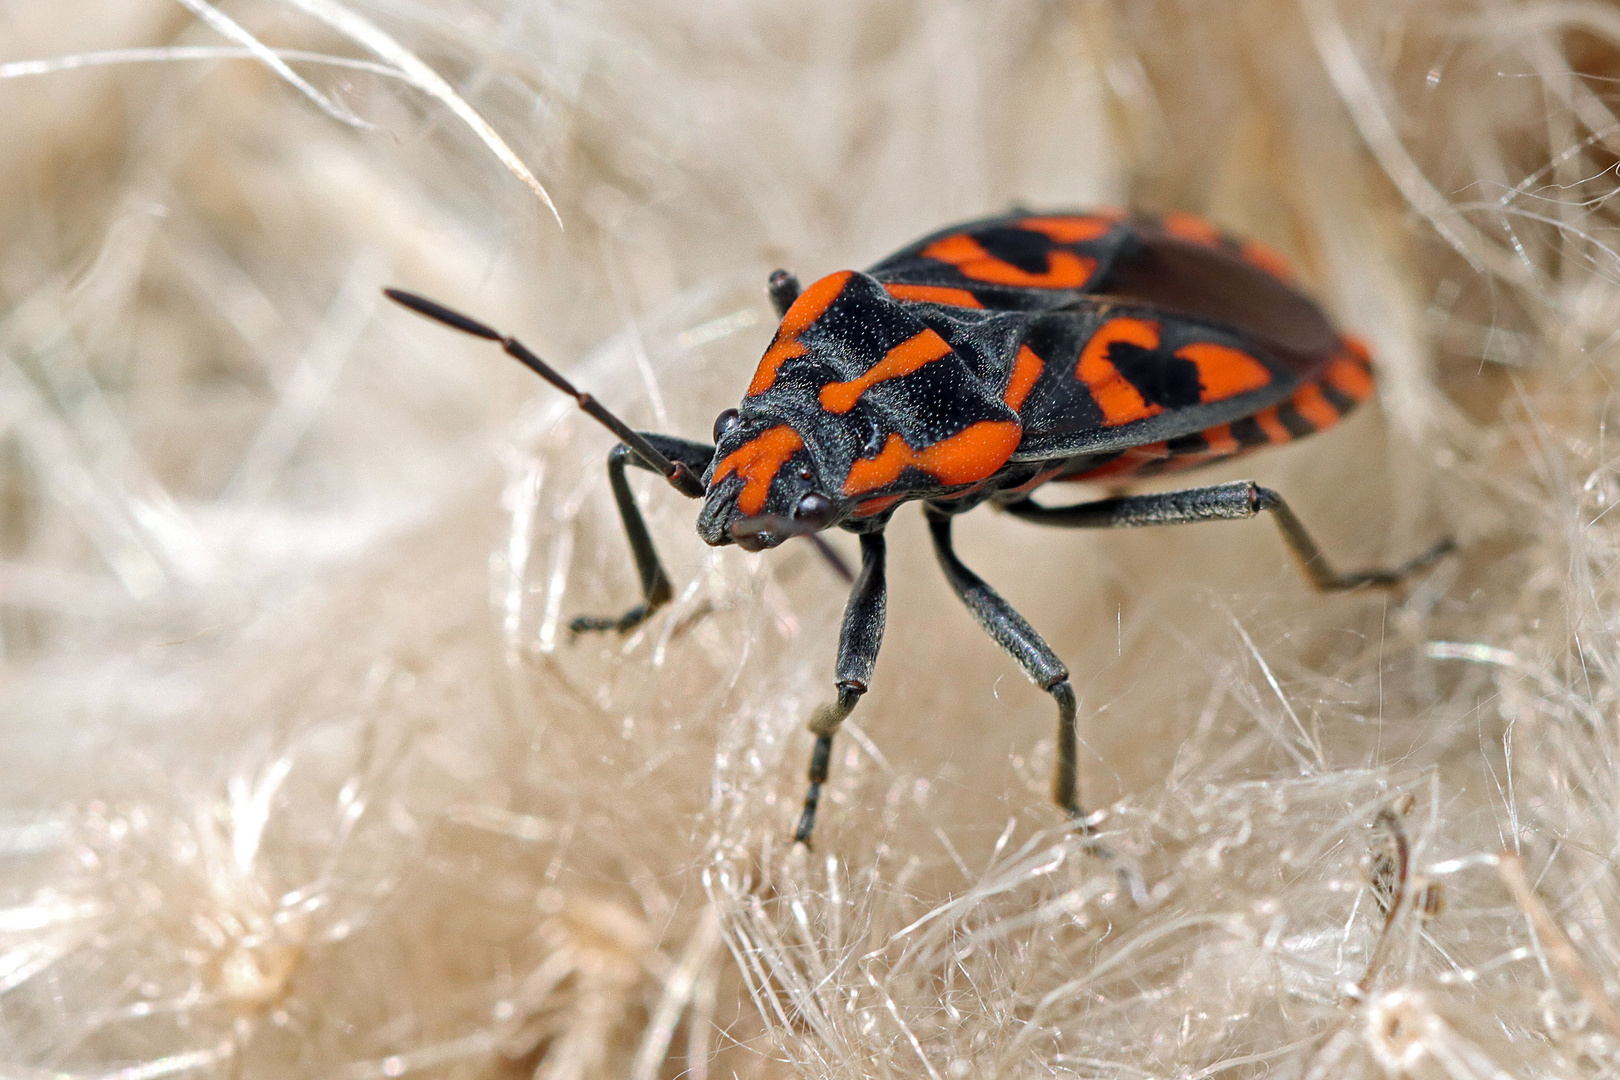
387,208 -> 1451,849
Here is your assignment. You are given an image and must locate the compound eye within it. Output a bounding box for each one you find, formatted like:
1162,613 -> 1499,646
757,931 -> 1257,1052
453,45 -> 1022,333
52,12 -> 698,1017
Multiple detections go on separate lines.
712,408 -> 741,443
794,492 -> 836,530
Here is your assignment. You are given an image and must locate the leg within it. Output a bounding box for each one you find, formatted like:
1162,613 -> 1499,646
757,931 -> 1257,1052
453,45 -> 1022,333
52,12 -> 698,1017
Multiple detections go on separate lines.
925,509 -> 1087,820
571,434 -> 716,634
795,532 -> 887,846
1003,480 -> 1453,592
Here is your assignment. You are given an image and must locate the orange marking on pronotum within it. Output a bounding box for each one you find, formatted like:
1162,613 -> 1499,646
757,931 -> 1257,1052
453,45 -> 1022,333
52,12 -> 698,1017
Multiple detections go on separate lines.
1290,383 -> 1341,430
1162,212 -> 1224,247
921,233 -> 1096,289
882,283 -> 984,308
1017,216 -> 1113,244
1003,345 -> 1044,411
917,422 -> 1022,486
711,425 -> 804,515
747,271 -> 851,397
1324,354 -> 1375,401
1251,406 -> 1292,445
1175,341 -> 1273,403
1242,240 -> 1295,280
843,422 -> 1022,497
819,329 -> 954,414
843,435 -> 914,496
1075,317 -> 1164,426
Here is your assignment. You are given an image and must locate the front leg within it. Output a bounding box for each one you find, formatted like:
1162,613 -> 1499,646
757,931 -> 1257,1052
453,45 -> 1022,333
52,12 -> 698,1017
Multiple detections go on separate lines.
571,433 -> 715,634
795,532 -> 887,846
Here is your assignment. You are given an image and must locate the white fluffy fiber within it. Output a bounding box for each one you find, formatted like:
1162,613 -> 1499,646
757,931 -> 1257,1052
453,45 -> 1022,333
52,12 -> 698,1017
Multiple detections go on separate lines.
1,1 -> 1616,1077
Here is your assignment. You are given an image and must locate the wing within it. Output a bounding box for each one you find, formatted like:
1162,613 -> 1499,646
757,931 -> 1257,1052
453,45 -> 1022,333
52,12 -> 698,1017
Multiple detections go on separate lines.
869,210 -> 1341,378
1002,303 -> 1313,462
867,211 -> 1131,310
871,209 -> 1359,462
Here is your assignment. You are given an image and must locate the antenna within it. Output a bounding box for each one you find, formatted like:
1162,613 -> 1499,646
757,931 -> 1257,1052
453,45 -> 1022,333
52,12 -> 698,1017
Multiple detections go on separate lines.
384,288 -> 705,498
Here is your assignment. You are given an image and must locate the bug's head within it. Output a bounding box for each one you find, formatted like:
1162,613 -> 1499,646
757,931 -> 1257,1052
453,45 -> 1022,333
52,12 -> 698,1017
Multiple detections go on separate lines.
697,409 -> 847,550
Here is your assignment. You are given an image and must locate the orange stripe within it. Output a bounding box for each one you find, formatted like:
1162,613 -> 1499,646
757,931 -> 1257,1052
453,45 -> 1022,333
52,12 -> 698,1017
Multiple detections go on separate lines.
882,283 -> 984,308
1003,345 -> 1044,411
1201,423 -> 1239,456
1076,317 -> 1164,426
921,233 -> 1096,289
1291,383 -> 1340,430
1175,341 -> 1272,403
1242,240 -> 1295,280
844,434 -> 921,496
1017,216 -> 1113,244
843,422 -> 1022,497
853,495 -> 902,517
819,329 -> 954,413
1009,463 -> 1068,493
1162,212 -> 1223,247
1252,406 -> 1292,445
712,425 -> 803,515
938,480 -> 989,501
747,271 -> 851,397
1073,442 -> 1171,482
1324,354 -> 1374,401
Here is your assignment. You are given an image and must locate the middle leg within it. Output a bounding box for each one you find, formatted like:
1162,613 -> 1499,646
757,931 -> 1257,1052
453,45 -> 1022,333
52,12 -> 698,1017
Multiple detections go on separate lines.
925,508 -> 1086,823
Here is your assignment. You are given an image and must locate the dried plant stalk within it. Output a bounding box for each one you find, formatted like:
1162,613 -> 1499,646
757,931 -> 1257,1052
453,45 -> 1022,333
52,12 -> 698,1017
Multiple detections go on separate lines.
1,1 -> 1618,1078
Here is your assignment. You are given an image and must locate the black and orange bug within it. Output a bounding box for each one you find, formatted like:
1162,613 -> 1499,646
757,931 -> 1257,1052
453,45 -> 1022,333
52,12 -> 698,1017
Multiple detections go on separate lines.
386,208 -> 1451,848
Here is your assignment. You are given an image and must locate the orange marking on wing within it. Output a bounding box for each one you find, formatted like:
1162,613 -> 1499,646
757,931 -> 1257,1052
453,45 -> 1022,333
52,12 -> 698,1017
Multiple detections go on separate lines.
819,328 -> 954,414
921,233 -> 1096,289
854,495 -> 902,517
1003,345 -> 1044,411
1017,216 -> 1113,244
747,271 -> 852,397
1200,423 -> 1239,456
882,283 -> 984,308
1291,383 -> 1340,430
711,425 -> 804,515
1175,341 -> 1273,403
1162,212 -> 1224,247
1324,354 -> 1375,401
1242,240 -> 1295,280
1076,317 -> 1164,426
1252,406 -> 1292,445
843,422 -> 1022,497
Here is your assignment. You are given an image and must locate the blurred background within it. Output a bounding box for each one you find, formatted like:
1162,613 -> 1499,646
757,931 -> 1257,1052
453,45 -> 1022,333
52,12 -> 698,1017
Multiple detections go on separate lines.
0,1 -> 1616,1077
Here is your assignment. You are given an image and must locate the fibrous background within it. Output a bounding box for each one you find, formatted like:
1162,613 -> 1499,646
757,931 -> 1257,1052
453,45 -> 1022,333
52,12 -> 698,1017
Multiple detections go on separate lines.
1,1 -> 1617,1077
